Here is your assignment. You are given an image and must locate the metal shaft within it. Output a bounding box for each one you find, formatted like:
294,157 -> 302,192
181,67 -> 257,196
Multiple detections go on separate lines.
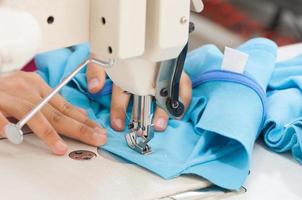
16,58 -> 111,128
131,95 -> 140,130
140,96 -> 152,137
126,95 -> 154,154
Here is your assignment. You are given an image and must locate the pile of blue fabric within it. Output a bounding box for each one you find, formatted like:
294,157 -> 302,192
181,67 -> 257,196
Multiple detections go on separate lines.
264,54 -> 302,164
35,38 -> 302,190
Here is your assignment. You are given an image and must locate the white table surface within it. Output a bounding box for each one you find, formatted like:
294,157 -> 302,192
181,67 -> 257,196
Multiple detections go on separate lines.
0,44 -> 301,200
226,141 -> 302,200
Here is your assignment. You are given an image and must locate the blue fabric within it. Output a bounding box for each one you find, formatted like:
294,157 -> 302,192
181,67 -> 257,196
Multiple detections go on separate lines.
35,38 -> 278,190
191,70 -> 268,128
263,54 -> 302,164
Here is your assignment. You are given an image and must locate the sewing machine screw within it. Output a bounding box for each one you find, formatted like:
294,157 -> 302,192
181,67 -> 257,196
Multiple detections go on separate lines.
172,101 -> 179,109
69,150 -> 97,161
180,17 -> 188,24
166,98 -> 184,118
160,88 -> 168,97
128,123 -> 134,129
189,22 -> 195,33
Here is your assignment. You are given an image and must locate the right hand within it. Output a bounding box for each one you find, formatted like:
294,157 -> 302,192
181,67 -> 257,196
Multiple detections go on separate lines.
0,71 -> 106,155
86,63 -> 192,133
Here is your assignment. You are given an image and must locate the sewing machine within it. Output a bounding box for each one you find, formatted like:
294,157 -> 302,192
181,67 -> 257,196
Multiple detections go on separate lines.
0,1 -> 248,199
1,1 -> 301,200
2,0 -> 205,155
0,42 -> 301,200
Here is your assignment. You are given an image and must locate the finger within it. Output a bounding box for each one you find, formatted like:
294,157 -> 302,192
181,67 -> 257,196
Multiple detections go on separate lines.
179,72 -> 192,114
86,62 -> 106,94
35,82 -> 99,129
27,111 -> 67,155
50,97 -> 99,129
77,107 -> 87,116
11,72 -> 96,128
41,103 -> 106,147
8,87 -> 106,146
110,84 -> 131,131
0,111 -> 9,138
8,87 -> 106,147
0,93 -> 67,155
1,110 -> 8,117
153,107 -> 169,132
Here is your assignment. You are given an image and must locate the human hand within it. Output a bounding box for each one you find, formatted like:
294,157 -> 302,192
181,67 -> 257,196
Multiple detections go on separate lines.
0,71 -> 106,155
86,62 -> 192,132
109,72 -> 192,132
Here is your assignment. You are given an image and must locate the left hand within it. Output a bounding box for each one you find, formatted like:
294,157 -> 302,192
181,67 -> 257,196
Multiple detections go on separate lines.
0,71 -> 107,155
86,63 -> 192,132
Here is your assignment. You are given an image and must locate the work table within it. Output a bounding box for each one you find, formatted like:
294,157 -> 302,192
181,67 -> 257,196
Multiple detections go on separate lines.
0,44 -> 301,200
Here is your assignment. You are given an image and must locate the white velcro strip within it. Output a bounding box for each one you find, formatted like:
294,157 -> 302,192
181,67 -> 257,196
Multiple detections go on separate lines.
221,47 -> 249,74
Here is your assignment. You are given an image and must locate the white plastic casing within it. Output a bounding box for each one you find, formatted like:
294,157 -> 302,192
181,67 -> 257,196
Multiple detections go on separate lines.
2,0 -> 202,96
90,0 -> 147,60
0,7 -> 41,73
144,0 -> 191,61
105,0 -> 192,95
4,0 -> 89,53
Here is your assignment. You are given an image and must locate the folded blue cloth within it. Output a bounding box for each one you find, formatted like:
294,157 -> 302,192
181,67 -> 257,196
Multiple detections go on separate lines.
35,38 -> 277,190
263,54 -> 302,164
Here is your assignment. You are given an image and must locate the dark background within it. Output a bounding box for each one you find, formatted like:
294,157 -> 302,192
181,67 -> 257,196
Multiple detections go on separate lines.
200,0 -> 302,45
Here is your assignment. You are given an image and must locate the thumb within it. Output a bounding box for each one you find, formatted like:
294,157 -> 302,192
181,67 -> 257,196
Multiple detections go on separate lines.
86,62 -> 106,94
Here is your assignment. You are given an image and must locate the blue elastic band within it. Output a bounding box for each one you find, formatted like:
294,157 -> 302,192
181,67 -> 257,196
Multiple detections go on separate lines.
191,70 -> 267,129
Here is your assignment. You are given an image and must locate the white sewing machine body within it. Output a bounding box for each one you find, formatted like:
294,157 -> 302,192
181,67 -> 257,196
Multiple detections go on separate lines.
2,0 -> 205,153
3,0 -> 197,96
1,1 -> 302,199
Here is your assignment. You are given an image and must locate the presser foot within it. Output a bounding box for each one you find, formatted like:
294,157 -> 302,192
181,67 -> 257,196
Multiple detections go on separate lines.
126,95 -> 154,155
125,132 -> 152,155
125,124 -> 154,155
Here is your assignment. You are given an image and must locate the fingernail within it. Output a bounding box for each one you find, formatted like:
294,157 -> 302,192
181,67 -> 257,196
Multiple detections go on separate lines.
85,120 -> 99,128
155,118 -> 167,131
78,108 -> 87,115
113,118 -> 124,131
94,127 -> 106,135
94,128 -> 107,145
88,78 -> 100,91
53,141 -> 68,155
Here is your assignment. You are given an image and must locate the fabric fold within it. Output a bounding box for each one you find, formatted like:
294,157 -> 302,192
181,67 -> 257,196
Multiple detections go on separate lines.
263,53 -> 302,164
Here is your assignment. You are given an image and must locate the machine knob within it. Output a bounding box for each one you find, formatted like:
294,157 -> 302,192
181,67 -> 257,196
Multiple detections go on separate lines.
166,98 -> 185,118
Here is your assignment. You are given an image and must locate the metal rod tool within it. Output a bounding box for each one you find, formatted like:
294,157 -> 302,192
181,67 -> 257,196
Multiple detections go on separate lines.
4,58 -> 113,144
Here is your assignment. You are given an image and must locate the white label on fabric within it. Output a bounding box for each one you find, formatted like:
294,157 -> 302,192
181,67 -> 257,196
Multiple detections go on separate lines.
221,47 -> 249,74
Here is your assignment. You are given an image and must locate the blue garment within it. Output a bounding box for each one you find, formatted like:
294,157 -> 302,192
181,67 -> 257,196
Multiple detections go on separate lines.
263,54 -> 302,164
35,38 -> 277,190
